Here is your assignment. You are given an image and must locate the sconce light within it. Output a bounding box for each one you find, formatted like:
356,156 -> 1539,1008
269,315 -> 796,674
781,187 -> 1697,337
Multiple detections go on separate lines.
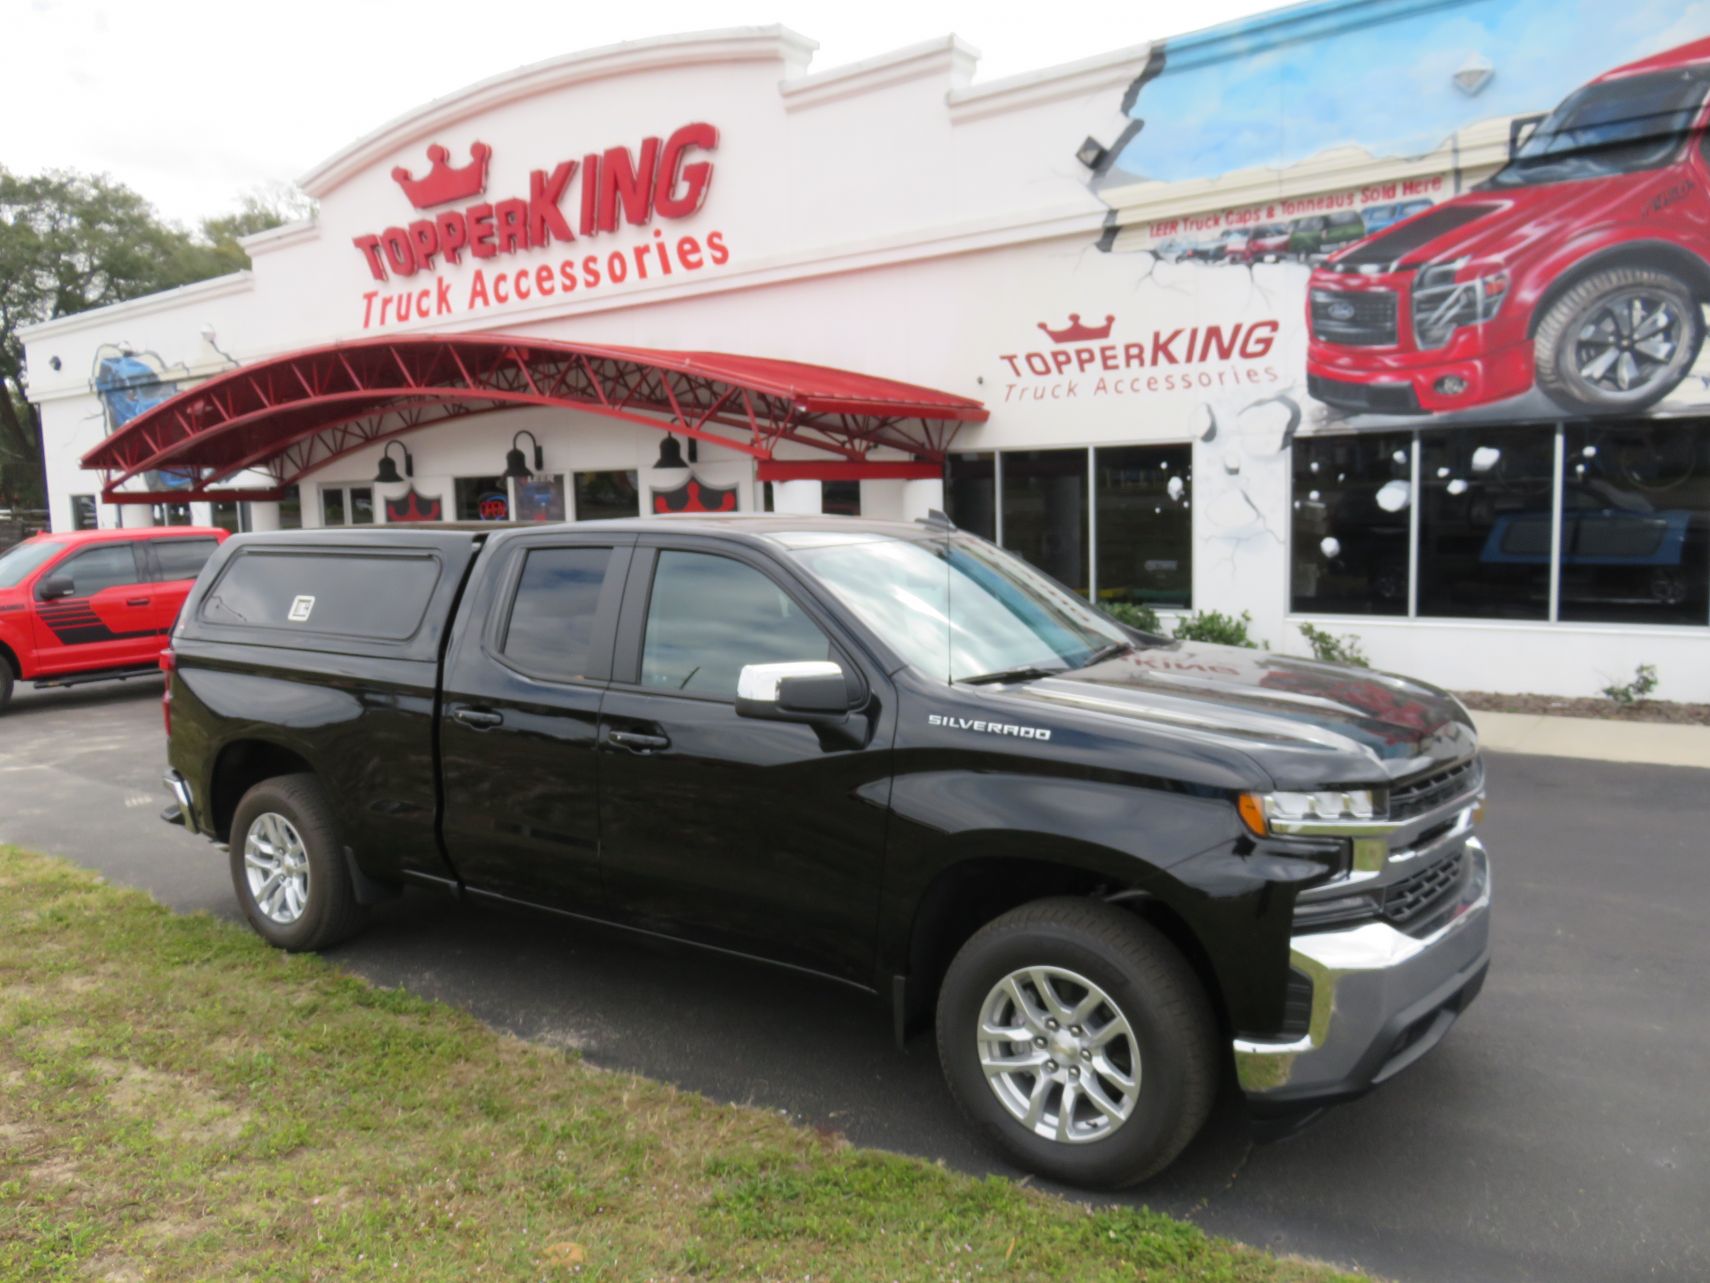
374,441 -> 414,485
504,429 -> 543,480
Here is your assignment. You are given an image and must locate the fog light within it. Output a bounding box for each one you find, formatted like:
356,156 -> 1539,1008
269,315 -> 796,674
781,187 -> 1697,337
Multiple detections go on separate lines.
1435,375 -> 1468,396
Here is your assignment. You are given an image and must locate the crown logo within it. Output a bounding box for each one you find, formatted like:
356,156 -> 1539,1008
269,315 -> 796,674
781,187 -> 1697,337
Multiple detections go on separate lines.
391,141 -> 493,209
1038,313 -> 1116,343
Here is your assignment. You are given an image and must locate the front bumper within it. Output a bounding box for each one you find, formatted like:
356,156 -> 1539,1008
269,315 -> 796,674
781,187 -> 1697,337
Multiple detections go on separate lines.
1233,837 -> 1491,1112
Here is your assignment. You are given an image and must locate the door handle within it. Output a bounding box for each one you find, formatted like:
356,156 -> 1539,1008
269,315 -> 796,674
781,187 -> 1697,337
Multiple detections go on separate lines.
126,598 -> 152,607
452,707 -> 504,730
607,728 -> 670,753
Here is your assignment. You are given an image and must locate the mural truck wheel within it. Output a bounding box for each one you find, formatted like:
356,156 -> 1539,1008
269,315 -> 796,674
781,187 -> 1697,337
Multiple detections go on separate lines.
1534,267 -> 1702,416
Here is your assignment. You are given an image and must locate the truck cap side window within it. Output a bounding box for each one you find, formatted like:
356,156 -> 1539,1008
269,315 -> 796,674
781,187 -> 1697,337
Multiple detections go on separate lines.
200,549 -> 439,638
501,546 -> 614,680
639,551 -> 832,700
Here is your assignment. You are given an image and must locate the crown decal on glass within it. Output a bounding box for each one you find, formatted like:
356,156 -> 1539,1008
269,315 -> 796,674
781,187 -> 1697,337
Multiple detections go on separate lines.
391,141 -> 493,209
1037,313 -> 1116,343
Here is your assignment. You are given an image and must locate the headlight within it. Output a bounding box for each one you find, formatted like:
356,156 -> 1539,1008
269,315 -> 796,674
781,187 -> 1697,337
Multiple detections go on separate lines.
1412,258 -> 1508,349
1237,788 -> 1383,836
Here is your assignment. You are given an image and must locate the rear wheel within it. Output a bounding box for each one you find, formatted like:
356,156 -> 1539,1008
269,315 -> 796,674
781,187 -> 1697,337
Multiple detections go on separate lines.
0,663 -> 12,712
935,897 -> 1217,1188
229,773 -> 365,951
1534,267 -> 1703,415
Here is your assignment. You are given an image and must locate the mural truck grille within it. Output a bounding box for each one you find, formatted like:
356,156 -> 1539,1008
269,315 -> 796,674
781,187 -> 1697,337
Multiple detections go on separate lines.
1309,289 -> 1399,346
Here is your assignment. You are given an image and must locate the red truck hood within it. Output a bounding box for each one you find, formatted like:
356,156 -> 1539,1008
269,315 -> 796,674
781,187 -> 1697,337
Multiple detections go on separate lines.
1328,174 -> 1652,273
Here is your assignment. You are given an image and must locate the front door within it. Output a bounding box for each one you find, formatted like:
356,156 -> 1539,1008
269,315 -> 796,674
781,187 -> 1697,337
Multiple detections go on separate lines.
29,541 -> 158,675
595,542 -> 893,984
141,535 -> 222,634
438,534 -> 632,908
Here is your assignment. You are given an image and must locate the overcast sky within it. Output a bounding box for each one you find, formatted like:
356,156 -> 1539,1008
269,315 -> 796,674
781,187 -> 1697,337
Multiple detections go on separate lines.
6,0 -> 1282,227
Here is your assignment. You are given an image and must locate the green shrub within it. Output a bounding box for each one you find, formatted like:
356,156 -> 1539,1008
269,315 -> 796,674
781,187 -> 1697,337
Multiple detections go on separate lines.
1103,600 -> 1163,634
1297,622 -> 1369,668
1170,609 -> 1261,648
1601,663 -> 1658,705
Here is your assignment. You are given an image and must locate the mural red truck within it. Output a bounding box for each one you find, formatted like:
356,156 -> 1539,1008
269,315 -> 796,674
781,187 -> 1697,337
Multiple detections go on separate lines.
1307,37 -> 1710,417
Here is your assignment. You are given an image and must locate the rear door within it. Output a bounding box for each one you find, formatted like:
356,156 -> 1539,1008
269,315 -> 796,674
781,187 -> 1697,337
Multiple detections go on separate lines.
29,540 -> 158,674
593,539 -> 893,984
438,531 -> 633,908
141,535 -> 222,635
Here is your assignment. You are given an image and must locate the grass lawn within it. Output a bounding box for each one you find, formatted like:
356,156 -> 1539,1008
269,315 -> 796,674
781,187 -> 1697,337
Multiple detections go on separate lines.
0,846 -> 1366,1282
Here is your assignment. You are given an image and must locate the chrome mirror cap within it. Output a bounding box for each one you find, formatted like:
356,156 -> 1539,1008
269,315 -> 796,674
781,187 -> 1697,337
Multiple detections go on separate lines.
736,660 -> 844,704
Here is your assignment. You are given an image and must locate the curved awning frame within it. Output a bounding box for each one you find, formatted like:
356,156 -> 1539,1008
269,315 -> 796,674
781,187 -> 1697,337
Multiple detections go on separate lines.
82,335 -> 987,502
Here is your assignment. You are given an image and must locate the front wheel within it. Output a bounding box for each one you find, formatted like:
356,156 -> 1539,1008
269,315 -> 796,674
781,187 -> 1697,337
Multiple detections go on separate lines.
229,773 -> 366,951
0,663 -> 12,712
935,897 -> 1217,1188
1534,266 -> 1703,415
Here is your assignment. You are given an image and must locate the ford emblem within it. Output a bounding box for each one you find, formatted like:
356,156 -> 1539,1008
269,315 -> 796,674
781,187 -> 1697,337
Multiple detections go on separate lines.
1327,300 -> 1357,322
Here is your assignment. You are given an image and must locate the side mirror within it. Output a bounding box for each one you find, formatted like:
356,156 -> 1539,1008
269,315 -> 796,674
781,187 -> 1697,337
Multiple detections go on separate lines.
38,575 -> 74,601
736,661 -> 850,724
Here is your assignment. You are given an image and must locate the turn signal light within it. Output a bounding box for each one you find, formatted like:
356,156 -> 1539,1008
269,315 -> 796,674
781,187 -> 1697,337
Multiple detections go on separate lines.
1237,792 -> 1269,837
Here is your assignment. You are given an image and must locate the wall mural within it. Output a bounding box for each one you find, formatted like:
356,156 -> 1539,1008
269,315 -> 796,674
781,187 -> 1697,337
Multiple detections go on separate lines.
653,477 -> 738,513
91,345 -> 194,493
383,488 -> 445,522
1068,0 -> 1710,615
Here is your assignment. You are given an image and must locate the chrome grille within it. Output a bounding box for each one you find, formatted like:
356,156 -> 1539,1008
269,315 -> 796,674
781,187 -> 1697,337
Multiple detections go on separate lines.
1309,289 -> 1398,346
1389,756 -> 1483,822
1383,849 -> 1465,926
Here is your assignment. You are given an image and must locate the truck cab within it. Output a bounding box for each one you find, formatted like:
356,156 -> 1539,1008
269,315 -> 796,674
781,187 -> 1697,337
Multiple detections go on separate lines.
1308,37 -> 1710,418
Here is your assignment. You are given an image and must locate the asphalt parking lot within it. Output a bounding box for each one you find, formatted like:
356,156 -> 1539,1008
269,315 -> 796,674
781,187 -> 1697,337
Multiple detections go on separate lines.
2,678 -> 1705,1283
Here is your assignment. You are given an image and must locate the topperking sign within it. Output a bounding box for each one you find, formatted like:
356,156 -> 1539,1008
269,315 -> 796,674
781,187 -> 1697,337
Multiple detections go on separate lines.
351,122 -> 729,330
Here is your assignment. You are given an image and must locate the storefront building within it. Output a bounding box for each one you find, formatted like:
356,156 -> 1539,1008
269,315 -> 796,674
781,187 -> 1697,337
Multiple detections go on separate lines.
22,2 -> 1710,698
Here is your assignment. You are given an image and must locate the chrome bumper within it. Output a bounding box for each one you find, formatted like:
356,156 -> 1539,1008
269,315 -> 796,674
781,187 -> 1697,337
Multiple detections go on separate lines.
1234,837 -> 1491,1103
162,768 -> 199,834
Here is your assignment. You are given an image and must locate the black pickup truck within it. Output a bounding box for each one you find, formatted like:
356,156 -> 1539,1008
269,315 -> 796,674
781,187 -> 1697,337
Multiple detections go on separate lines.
161,514 -> 1491,1187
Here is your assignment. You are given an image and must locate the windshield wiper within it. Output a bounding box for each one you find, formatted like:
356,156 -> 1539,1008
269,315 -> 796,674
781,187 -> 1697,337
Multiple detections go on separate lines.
955,664 -> 1066,687
1076,641 -> 1133,668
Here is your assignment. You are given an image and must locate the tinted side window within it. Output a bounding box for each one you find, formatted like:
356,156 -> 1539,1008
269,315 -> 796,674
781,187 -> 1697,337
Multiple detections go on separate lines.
46,543 -> 139,597
152,538 -> 219,581
501,546 -> 614,679
640,551 -> 831,700
200,550 -> 440,639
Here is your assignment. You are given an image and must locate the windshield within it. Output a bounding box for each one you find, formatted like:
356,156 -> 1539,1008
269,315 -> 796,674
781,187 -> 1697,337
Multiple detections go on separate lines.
1490,68 -> 1708,188
0,539 -> 62,589
782,531 -> 1130,683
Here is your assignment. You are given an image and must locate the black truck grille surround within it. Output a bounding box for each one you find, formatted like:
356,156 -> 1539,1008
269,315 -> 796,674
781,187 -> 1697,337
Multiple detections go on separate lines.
1383,849 -> 1465,926
1388,756 -> 1483,822
1309,289 -> 1399,346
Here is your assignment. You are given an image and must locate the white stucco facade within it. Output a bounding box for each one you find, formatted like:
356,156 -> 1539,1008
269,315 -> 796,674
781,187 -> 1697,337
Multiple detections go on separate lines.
22,16 -> 1710,700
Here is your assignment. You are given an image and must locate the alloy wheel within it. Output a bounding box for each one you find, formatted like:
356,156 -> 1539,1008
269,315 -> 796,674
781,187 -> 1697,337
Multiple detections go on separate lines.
977,965 -> 1141,1145
243,811 -> 311,925
1571,290 -> 1687,401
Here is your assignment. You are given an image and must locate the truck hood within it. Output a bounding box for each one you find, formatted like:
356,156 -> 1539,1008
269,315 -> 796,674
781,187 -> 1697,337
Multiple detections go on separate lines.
986,641 -> 1476,786
1329,176 -> 1648,272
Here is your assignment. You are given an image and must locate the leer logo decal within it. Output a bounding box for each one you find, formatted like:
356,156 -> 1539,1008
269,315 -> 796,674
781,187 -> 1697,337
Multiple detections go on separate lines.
287,595 -> 316,623
928,713 -> 1053,741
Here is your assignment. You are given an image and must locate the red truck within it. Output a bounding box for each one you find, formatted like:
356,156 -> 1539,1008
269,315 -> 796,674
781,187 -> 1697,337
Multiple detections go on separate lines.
1307,37 -> 1710,417
0,527 -> 227,712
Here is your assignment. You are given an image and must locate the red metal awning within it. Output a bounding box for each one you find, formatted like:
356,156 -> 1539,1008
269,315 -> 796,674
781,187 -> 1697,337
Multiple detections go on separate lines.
82,334 -> 987,502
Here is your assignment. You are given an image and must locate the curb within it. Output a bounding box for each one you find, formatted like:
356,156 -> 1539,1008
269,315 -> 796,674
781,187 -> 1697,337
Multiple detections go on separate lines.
1471,710 -> 1710,770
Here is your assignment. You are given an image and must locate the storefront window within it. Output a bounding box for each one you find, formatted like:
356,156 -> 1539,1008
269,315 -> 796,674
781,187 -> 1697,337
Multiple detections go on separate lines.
823,480 -> 861,516
210,501 -> 241,533
1418,425 -> 1554,620
279,486 -> 302,530
1558,420 -> 1710,626
944,452 -> 996,541
1291,433 -> 1411,615
152,502 -> 192,527
321,485 -> 374,527
456,476 -> 510,522
1095,445 -> 1191,607
1001,449 -> 1089,594
515,475 -> 567,522
574,470 -> 639,521
70,495 -> 98,530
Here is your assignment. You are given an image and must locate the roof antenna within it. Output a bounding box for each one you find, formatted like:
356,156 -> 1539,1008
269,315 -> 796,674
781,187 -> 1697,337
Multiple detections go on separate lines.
919,508 -> 957,531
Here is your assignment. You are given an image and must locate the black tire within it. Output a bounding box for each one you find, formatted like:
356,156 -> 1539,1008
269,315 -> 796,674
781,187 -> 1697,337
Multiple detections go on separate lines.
935,897 -> 1217,1189
0,662 -> 12,712
229,773 -> 365,951
1534,266 -> 1703,415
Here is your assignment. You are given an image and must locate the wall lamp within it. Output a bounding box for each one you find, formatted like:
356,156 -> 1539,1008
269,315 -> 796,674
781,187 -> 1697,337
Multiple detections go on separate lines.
504,429 -> 543,480
374,441 -> 414,485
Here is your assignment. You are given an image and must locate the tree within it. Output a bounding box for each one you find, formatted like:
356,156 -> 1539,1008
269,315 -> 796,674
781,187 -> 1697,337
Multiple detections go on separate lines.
0,169 -> 304,507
